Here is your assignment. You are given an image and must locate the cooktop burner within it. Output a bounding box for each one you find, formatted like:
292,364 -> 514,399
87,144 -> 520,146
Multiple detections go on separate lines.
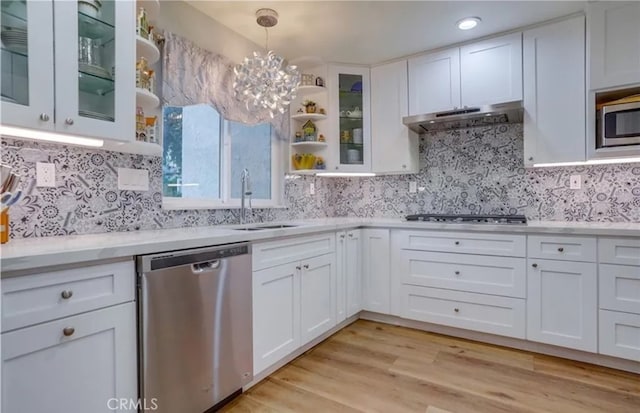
405,214 -> 527,224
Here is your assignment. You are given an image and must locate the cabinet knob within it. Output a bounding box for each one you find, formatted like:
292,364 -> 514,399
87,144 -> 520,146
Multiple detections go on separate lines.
557,247 -> 564,252
454,308 -> 459,313
296,266 -> 301,270
402,164 -> 406,169
39,113 -> 50,122
454,241 -> 460,246
61,290 -> 73,300
348,233 -> 353,237
455,271 -> 460,276
528,157 -> 534,161
339,234 -> 345,239
303,264 -> 309,269
532,263 -> 538,268
63,327 -> 75,337
335,166 -> 339,170
65,118 -> 74,125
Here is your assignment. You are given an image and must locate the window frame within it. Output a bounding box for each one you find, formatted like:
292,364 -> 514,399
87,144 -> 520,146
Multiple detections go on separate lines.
162,109 -> 286,210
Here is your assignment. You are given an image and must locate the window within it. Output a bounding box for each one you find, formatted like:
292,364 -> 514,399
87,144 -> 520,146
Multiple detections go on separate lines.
162,104 -> 284,209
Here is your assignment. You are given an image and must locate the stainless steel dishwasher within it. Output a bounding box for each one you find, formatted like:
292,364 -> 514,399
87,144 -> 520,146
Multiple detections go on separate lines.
137,243 -> 252,413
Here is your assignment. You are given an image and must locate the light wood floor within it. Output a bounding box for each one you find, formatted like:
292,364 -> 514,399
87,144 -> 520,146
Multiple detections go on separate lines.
221,320 -> 640,413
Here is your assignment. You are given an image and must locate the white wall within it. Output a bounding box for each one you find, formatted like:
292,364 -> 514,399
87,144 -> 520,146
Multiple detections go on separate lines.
159,1 -> 261,63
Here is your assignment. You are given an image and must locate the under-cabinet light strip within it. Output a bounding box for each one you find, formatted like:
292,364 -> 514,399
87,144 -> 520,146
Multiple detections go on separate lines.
315,172 -> 377,177
0,125 -> 104,148
532,157 -> 640,167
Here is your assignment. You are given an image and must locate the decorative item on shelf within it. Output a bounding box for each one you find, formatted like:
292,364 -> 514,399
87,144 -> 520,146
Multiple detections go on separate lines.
136,57 -> 155,93
315,76 -> 325,87
315,156 -> 326,170
301,73 -> 315,86
1,166 -> 24,244
146,116 -> 158,144
353,128 -> 363,144
233,9 -> 300,118
318,107 -> 326,115
147,25 -> 154,42
302,100 -> 317,113
346,107 -> 362,118
341,130 -> 352,143
292,153 -> 317,170
318,134 -> 326,142
136,106 -> 146,142
79,0 -> 102,19
350,81 -> 363,92
137,7 -> 149,39
347,148 -> 361,163
294,131 -> 303,142
302,120 -> 317,141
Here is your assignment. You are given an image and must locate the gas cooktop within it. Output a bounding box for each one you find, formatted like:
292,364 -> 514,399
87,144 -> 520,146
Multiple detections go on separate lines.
405,214 -> 527,224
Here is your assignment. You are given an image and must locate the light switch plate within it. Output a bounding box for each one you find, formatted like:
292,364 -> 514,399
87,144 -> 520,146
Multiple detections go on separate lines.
409,182 -> 417,193
36,162 -> 56,187
117,168 -> 149,191
309,182 -> 315,195
570,175 -> 581,190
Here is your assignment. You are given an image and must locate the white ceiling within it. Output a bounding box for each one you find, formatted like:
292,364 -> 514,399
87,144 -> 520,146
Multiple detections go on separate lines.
185,1 -> 586,65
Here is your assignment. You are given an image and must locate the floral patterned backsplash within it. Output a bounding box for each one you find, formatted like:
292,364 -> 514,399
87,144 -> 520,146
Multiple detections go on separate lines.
2,123 -> 640,239
331,124 -> 640,222
0,138 -> 330,238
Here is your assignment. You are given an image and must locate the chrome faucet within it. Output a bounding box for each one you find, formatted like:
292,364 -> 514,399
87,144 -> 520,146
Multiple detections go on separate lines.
240,168 -> 252,225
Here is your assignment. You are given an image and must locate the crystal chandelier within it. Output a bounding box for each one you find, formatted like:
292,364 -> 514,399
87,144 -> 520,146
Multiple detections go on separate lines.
233,9 -> 300,118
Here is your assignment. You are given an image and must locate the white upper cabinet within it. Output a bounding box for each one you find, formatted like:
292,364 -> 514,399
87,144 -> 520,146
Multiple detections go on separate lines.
1,1 -> 55,131
588,1 -> 640,90
328,64 -> 372,173
460,32 -> 523,107
408,48 -> 461,114
1,0 -> 135,143
523,16 -> 586,166
371,60 -> 419,174
54,0 -> 135,141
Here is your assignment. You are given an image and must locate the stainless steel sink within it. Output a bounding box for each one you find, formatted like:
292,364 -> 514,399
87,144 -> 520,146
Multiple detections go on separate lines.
234,224 -> 298,231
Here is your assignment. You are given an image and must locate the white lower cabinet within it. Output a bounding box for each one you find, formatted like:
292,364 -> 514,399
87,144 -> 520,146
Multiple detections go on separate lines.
252,262 -> 301,375
599,310 -> 640,361
527,259 -> 598,352
252,233 -> 339,376
345,230 -> 363,317
300,254 -> 337,345
2,302 -> 137,413
362,229 -> 390,313
401,285 -> 526,338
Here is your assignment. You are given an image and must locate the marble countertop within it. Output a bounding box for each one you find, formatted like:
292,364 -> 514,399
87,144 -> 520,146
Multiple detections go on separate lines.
1,218 -> 639,274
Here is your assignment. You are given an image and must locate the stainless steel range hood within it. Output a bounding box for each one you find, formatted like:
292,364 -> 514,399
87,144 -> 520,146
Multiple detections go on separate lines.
403,101 -> 523,133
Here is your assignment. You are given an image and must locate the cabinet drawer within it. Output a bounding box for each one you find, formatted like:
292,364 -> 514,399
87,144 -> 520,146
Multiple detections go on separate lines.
600,264 -> 640,314
252,233 -> 336,271
399,250 -> 526,298
1,261 -> 135,332
599,238 -> 640,266
396,230 -> 526,257
527,235 -> 596,262
400,285 -> 526,338
599,310 -> 640,361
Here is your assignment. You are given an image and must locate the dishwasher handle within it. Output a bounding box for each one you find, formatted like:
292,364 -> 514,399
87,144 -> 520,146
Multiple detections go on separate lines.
191,260 -> 221,273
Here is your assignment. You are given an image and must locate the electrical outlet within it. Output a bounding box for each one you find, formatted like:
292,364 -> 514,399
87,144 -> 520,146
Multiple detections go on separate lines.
117,168 -> 149,191
409,182 -> 417,193
309,182 -> 315,195
36,162 -> 56,187
570,175 -> 582,190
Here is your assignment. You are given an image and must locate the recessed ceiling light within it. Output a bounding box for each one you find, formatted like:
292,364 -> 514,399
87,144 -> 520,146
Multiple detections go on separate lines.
457,17 -> 481,30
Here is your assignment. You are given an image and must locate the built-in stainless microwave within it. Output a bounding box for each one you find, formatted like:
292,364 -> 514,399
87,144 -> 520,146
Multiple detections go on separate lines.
597,95 -> 640,148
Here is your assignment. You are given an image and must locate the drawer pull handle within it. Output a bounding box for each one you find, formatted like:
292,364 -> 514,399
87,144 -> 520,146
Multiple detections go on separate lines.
348,233 -> 353,238
61,290 -> 73,299
296,266 -> 301,271
557,247 -> 564,252
454,241 -> 460,246
63,327 -> 75,337
303,264 -> 310,269
454,308 -> 459,313
340,234 -> 345,239
454,271 -> 460,276
532,263 -> 538,268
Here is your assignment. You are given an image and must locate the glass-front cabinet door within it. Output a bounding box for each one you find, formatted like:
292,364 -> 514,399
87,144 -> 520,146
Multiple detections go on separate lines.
1,0 -> 54,130
53,0 -> 134,141
328,65 -> 371,172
